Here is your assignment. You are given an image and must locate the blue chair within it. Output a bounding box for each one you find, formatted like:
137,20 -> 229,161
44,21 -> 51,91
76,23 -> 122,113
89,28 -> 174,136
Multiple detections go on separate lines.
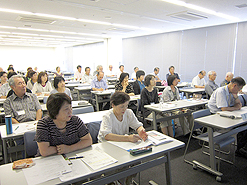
72,106 -> 94,115
86,122 -> 101,144
24,131 -> 38,158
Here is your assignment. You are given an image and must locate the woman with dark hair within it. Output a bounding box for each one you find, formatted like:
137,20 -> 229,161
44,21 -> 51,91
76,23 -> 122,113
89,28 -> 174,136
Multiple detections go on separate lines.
35,93 -> 92,157
132,70 -> 145,95
54,66 -> 64,77
0,71 -> 7,87
98,91 -> 147,142
32,71 -> 53,96
26,70 -> 38,90
115,72 -> 134,96
141,74 -> 173,137
50,76 -> 72,99
162,75 -> 191,135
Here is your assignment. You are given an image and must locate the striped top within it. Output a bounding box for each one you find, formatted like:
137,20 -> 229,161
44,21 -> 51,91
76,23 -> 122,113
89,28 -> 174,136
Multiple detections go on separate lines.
35,115 -> 89,146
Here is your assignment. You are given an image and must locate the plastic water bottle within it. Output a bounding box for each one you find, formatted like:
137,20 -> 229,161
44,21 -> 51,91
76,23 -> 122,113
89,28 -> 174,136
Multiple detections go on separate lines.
159,96 -> 164,109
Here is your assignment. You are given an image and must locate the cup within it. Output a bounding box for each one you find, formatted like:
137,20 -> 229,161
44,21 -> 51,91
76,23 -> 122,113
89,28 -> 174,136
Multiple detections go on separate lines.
5,115 -> 13,135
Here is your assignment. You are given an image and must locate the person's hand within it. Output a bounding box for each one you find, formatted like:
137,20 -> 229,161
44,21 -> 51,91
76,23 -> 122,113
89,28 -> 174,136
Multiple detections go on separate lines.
235,102 -> 242,110
99,88 -> 104,91
128,134 -> 141,143
56,144 -> 70,155
138,129 -> 148,141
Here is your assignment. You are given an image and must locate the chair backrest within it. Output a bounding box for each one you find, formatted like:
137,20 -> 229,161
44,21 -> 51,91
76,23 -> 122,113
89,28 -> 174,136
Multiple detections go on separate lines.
86,122 -> 101,144
239,94 -> 247,106
192,109 -> 211,130
72,106 -> 94,115
24,130 -> 38,158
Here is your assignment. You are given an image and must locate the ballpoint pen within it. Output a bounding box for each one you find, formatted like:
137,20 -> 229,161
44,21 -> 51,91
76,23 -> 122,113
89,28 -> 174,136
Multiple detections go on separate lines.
68,156 -> 84,160
14,126 -> 19,131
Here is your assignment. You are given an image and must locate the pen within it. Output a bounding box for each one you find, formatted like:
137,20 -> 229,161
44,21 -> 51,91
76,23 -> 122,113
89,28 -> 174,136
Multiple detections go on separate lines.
14,126 -> 19,131
68,156 -> 84,160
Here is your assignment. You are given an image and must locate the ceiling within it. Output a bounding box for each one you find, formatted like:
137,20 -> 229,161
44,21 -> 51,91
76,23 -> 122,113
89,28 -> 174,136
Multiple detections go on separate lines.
0,0 -> 247,47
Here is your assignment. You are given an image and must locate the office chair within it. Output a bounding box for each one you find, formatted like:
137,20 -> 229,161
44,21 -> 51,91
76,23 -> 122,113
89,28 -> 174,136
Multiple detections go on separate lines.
24,131 -> 38,158
72,106 -> 94,115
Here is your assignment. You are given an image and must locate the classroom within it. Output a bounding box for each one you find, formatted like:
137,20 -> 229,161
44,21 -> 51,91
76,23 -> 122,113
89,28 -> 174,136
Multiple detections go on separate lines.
0,1 -> 247,185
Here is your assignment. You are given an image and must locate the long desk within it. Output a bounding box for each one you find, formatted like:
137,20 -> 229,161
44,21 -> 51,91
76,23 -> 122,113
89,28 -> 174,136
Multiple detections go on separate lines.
145,99 -> 208,131
91,90 -> 115,111
179,88 -> 205,99
0,140 -> 184,185
193,112 -> 247,180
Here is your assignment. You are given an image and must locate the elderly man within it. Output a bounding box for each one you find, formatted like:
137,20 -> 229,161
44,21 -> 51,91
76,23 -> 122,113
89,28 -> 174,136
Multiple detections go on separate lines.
192,70 -> 206,88
220,72 -> 234,87
205,71 -> 219,97
4,75 -> 42,123
74,65 -> 83,81
81,67 -> 93,84
106,65 -> 116,78
93,65 -> 103,76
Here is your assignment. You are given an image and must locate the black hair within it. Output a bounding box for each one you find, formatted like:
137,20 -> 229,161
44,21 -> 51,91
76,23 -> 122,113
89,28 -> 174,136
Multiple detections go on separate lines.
136,70 -> 145,79
119,65 -> 124,69
7,71 -> 17,79
144,74 -> 155,86
134,67 -> 138,70
0,71 -> 7,77
110,91 -> 130,106
77,65 -> 82,69
199,71 -> 205,75
85,67 -> 90,71
37,71 -> 48,84
169,66 -> 174,70
154,67 -> 159,72
7,67 -> 14,72
47,93 -> 71,119
54,76 -> 65,89
231,77 -> 246,87
167,75 -> 178,86
119,73 -> 129,83
26,70 -> 37,78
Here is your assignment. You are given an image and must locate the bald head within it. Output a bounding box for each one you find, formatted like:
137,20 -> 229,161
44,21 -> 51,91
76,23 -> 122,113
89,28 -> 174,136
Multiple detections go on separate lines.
225,72 -> 234,82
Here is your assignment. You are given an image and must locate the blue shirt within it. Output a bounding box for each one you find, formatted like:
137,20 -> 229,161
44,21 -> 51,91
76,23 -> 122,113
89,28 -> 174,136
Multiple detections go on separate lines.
91,78 -> 108,90
138,81 -> 145,93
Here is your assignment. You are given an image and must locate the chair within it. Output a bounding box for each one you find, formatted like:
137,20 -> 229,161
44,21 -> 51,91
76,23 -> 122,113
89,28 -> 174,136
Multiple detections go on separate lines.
184,109 -> 235,173
72,106 -> 94,115
24,131 -> 38,158
86,122 -> 101,144
239,94 -> 247,106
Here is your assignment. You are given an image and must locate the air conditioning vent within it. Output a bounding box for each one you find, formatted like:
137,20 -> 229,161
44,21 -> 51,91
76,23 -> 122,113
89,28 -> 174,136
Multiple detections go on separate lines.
168,11 -> 208,21
235,4 -> 247,8
16,16 -> 56,24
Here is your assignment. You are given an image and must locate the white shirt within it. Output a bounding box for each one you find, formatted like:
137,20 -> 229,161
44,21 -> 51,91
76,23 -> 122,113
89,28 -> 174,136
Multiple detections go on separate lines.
32,81 -> 53,93
81,74 -> 94,84
192,75 -> 206,87
98,109 -> 143,142
74,71 -> 83,81
106,70 -> 116,77
131,72 -> 136,79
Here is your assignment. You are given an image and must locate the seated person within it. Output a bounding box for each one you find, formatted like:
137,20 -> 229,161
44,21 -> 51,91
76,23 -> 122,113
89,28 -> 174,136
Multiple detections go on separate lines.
74,65 -> 83,81
141,74 -> 173,137
115,72 -> 134,96
131,67 -> 139,80
81,67 -> 94,84
35,93 -> 92,157
98,91 -> 147,142
166,66 -> 180,82
0,71 -> 8,87
220,72 -> 234,87
162,75 -> 191,135
26,70 -> 38,90
32,71 -> 53,96
192,70 -> 206,88
4,75 -> 42,123
205,71 -> 219,97
133,70 -> 145,95
0,71 -> 17,98
54,66 -> 64,78
50,76 -> 72,99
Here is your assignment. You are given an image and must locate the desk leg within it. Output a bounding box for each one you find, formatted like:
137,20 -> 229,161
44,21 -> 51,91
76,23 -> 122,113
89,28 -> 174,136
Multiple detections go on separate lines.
2,139 -> 7,164
186,93 -> 189,99
152,111 -> 157,130
95,95 -> 99,112
165,152 -> 172,185
208,127 -> 217,170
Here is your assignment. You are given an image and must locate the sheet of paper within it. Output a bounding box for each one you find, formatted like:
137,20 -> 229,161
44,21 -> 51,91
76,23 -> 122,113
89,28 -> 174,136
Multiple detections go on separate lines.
147,130 -> 174,146
60,159 -> 92,182
22,155 -> 72,185
77,147 -> 118,171
217,107 -> 247,119
108,140 -> 153,151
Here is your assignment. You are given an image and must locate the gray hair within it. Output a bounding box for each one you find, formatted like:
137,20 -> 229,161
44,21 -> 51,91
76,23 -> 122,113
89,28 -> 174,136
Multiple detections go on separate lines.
96,65 -> 103,70
226,72 -> 233,78
8,75 -> 24,87
207,71 -> 215,77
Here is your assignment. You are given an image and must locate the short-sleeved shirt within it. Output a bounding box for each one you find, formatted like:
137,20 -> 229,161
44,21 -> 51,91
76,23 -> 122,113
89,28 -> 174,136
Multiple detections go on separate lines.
162,86 -> 180,102
32,81 -> 53,93
3,92 -> 42,122
220,79 -> 230,87
98,109 -> 143,142
74,71 -> 83,81
50,88 -> 72,99
205,80 -> 219,96
115,82 -> 134,94
141,88 -> 159,118
208,86 -> 236,113
0,83 -> 11,96
166,73 -> 180,80
35,115 -> 89,146
91,78 -> 108,90
81,74 -> 94,84
192,75 -> 206,87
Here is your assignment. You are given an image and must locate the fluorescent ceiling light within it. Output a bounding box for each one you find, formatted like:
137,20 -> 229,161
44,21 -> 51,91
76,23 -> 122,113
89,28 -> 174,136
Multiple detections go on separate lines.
161,0 -> 240,22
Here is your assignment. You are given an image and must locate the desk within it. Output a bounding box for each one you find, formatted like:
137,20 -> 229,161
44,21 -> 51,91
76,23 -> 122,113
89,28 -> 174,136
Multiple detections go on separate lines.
91,90 -> 115,111
0,140 -> 184,185
179,88 -> 205,99
193,113 -> 247,180
77,110 -> 107,124
0,121 -> 37,164
145,99 -> 208,131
